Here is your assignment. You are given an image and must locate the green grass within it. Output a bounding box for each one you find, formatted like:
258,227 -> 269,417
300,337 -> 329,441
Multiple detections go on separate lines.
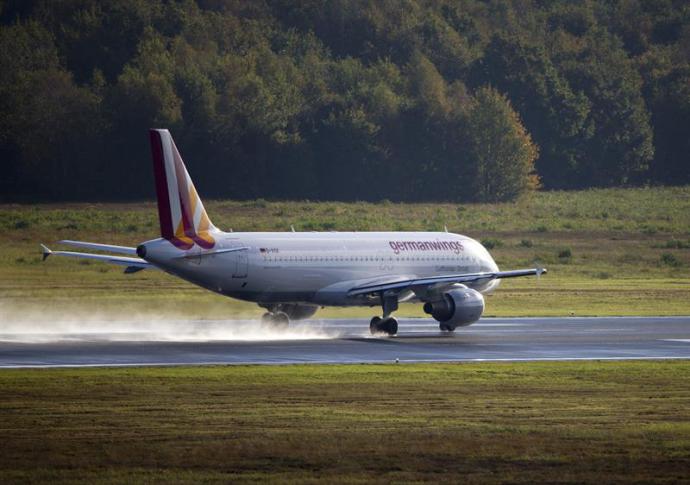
1,362 -> 689,483
1,186 -> 690,318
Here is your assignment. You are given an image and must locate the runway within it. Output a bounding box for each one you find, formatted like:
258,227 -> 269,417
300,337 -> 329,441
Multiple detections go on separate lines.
1,316 -> 689,367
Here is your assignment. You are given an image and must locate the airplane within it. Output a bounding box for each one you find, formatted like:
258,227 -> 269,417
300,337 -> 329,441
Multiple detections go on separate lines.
41,129 -> 546,336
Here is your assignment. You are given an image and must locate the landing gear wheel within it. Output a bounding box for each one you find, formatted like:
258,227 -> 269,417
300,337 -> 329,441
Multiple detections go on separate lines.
369,316 -> 398,336
382,317 -> 398,335
369,316 -> 382,334
439,323 -> 456,332
272,311 -> 289,330
261,311 -> 289,330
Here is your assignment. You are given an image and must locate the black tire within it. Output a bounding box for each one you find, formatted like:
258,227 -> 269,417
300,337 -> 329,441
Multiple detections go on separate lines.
261,313 -> 274,323
439,323 -> 456,332
369,316 -> 382,335
271,311 -> 290,330
381,317 -> 398,336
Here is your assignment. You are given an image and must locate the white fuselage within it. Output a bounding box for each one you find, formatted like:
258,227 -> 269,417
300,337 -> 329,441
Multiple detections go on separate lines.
140,231 -> 500,307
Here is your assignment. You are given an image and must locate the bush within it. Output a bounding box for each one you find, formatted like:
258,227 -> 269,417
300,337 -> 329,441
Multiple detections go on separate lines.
14,219 -> 30,229
558,248 -> 572,259
481,238 -> 503,249
535,225 -> 548,233
519,239 -> 533,247
664,239 -> 690,249
660,253 -> 681,267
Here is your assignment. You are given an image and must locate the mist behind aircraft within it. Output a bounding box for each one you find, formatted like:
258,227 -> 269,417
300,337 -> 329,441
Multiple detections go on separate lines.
0,305 -> 340,343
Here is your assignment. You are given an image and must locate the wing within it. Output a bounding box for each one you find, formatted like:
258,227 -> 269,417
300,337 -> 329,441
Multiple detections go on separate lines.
41,244 -> 154,272
347,268 -> 546,297
57,240 -> 137,255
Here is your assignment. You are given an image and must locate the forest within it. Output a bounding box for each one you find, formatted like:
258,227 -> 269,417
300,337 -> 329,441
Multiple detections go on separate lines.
1,0 -> 688,202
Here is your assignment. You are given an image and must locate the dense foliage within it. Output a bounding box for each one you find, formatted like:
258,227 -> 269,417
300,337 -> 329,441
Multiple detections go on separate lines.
1,0 -> 688,202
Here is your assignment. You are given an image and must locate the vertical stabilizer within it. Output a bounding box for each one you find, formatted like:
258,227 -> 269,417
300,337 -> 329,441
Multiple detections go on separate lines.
149,129 -> 216,250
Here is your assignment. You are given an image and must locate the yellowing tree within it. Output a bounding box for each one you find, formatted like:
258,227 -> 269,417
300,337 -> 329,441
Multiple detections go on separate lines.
465,86 -> 539,202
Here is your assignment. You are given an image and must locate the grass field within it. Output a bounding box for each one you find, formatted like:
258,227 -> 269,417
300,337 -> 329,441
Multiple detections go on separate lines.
1,186 -> 690,319
0,361 -> 689,483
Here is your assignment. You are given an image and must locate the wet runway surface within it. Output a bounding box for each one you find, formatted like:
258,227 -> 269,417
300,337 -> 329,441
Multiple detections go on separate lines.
1,316 -> 690,367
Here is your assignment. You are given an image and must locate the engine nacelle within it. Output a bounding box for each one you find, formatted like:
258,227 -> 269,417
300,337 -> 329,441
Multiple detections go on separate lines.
271,303 -> 319,320
423,286 -> 484,329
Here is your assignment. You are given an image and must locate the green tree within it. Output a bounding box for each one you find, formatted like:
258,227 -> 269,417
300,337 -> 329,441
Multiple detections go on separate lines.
557,28 -> 654,186
471,35 -> 591,189
464,86 -> 539,202
0,20 -> 102,199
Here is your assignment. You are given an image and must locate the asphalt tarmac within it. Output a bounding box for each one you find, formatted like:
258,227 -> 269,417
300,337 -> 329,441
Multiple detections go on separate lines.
1,316 -> 689,367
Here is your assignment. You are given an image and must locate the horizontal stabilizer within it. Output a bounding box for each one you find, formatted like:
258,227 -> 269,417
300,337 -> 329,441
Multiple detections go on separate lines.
40,245 -> 154,270
58,240 -> 137,255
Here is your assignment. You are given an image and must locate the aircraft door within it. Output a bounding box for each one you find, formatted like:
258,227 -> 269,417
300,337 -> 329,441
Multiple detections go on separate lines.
232,252 -> 248,278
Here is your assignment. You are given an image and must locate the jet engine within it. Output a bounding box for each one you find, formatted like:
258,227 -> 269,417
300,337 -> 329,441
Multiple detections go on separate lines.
423,285 -> 485,330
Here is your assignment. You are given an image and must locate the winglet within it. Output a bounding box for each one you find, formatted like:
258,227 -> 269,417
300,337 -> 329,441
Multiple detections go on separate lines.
536,267 -> 547,280
40,244 -> 52,261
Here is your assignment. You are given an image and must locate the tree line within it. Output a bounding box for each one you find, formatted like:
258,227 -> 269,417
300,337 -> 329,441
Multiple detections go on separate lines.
1,0 -> 688,203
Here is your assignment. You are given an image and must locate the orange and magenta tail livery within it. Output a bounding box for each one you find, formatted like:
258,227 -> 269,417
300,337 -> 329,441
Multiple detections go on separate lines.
149,129 -> 216,250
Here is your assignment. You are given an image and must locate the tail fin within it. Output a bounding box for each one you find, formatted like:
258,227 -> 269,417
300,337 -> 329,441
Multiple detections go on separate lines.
149,129 -> 216,250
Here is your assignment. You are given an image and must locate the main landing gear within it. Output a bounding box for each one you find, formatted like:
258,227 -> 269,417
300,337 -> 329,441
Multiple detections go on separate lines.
369,292 -> 399,336
261,311 -> 289,330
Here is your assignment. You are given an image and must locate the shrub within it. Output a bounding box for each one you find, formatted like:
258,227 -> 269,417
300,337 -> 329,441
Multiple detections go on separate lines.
558,248 -> 572,259
664,239 -> 690,249
660,253 -> 681,267
481,238 -> 503,249
535,224 -> 548,233
519,239 -> 533,247
14,219 -> 30,229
